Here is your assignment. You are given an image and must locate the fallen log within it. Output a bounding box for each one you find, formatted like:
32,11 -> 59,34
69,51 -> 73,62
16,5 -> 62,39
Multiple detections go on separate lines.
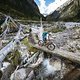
31,44 -> 80,65
18,51 -> 40,68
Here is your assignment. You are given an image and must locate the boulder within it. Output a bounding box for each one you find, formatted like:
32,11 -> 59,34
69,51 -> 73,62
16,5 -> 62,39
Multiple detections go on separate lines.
10,68 -> 27,80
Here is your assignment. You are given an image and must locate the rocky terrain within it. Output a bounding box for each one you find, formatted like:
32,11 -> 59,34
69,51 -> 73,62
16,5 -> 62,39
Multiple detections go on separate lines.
0,16 -> 80,80
0,0 -> 80,79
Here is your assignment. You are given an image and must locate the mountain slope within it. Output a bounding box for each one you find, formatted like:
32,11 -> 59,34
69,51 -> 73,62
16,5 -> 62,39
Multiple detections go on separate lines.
0,0 -> 42,20
46,0 -> 80,21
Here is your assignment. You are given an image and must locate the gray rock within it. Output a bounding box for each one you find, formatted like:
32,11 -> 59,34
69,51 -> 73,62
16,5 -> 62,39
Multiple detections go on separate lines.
10,68 -> 27,80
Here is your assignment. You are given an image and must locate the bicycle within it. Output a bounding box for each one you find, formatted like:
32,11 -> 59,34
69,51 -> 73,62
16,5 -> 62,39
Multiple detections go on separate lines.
38,39 -> 55,51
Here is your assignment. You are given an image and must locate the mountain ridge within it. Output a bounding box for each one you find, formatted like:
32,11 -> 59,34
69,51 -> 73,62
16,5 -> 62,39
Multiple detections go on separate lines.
46,0 -> 80,22
0,0 -> 43,20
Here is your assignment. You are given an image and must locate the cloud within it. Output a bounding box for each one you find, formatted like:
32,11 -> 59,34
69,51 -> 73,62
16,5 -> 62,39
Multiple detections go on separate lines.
38,0 -> 47,14
38,0 -> 68,16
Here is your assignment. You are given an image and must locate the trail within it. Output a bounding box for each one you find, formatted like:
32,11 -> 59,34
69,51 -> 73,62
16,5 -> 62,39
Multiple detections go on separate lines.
31,44 -> 80,65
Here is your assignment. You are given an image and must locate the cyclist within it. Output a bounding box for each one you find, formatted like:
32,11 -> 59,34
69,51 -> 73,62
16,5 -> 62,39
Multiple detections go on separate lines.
42,32 -> 48,43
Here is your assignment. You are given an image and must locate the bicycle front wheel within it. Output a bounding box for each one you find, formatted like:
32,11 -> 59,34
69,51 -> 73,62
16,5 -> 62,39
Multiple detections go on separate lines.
47,43 -> 55,51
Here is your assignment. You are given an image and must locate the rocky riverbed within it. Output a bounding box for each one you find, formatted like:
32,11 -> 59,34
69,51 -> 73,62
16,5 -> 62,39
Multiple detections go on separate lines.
0,18 -> 80,80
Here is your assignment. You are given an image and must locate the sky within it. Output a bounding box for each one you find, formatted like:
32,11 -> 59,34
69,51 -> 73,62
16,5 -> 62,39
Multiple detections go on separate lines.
34,0 -> 68,16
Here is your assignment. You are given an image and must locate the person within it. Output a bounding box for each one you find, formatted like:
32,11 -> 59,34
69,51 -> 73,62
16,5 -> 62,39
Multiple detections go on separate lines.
28,28 -> 36,44
42,32 -> 48,42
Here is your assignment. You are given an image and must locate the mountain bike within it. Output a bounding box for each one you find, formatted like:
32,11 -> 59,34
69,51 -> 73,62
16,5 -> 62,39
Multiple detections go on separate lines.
38,39 -> 55,51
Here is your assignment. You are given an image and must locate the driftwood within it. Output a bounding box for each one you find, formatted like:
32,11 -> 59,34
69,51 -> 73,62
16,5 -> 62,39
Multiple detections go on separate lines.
0,14 -> 30,65
0,17 -> 9,37
28,52 -> 44,68
0,16 -> 18,38
0,26 -> 27,66
31,44 -> 80,65
26,70 -> 34,80
10,52 -> 41,80
19,51 -> 40,68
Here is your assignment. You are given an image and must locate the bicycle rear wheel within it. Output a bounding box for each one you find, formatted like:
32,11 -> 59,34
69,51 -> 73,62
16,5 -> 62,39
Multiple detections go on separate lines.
38,40 -> 43,46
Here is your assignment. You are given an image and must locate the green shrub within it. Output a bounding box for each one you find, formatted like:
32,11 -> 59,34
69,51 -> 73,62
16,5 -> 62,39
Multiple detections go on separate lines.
21,37 -> 37,52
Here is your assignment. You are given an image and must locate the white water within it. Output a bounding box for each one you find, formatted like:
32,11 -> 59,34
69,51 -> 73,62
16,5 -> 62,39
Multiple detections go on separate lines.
42,59 -> 57,76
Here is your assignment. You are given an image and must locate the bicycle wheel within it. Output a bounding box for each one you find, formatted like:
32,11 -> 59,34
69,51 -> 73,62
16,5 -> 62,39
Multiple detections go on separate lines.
38,40 -> 43,46
47,43 -> 55,51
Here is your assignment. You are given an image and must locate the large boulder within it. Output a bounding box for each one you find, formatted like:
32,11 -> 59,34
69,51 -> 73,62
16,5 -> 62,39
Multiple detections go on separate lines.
0,62 -> 14,80
10,68 -> 27,80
